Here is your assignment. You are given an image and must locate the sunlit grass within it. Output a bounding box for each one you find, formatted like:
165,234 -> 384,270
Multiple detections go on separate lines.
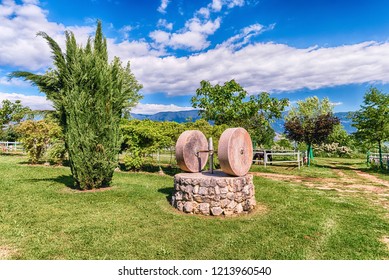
0,155 -> 388,259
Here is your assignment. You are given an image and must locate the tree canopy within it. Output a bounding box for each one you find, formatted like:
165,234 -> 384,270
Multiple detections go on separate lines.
191,79 -> 288,147
352,87 -> 389,169
284,96 -> 340,165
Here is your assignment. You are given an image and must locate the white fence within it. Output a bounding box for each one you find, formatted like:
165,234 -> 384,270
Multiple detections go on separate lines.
368,153 -> 389,168
0,141 -> 24,153
253,150 -> 305,169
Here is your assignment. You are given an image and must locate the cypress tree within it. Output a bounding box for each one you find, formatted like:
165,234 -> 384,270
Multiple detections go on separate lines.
11,21 -> 142,189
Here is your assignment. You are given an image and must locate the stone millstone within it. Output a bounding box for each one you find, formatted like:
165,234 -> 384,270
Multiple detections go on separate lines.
176,130 -> 209,173
218,127 -> 253,177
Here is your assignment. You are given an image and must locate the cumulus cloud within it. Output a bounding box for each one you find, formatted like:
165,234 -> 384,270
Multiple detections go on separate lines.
150,0 -> 245,51
150,17 -> 221,51
129,41 -> 389,96
157,19 -> 173,30
0,1 -> 94,71
220,23 -> 275,49
0,92 -> 53,110
132,103 -> 194,115
2,0 -> 389,113
157,0 -> 170,14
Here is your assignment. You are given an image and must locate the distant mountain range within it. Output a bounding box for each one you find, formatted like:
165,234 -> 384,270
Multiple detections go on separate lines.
131,110 -> 356,134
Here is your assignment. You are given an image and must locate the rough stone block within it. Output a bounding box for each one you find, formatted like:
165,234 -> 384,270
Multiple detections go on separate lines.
211,207 -> 223,216
199,203 -> 210,215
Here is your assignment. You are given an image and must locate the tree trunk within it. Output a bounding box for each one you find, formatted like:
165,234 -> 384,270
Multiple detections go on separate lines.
307,143 -> 312,166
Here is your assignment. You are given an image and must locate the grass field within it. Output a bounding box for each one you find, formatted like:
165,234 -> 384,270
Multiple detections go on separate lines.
1,154 -> 389,260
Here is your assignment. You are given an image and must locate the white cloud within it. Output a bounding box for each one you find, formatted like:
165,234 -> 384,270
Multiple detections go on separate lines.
157,0 -> 170,14
0,1 -> 94,71
129,41 -> 389,96
2,0 -> 389,111
0,92 -> 53,110
0,76 -> 30,87
132,103 -> 193,115
119,25 -> 133,40
211,0 -> 223,12
157,19 -> 173,30
220,23 -> 275,49
150,17 -> 221,51
331,102 -> 343,106
150,0 -> 246,51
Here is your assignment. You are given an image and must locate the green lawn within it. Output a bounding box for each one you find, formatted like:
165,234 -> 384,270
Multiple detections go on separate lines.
0,154 -> 389,259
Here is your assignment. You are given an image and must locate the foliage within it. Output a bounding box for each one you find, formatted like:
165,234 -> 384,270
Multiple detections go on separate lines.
271,137 -> 294,151
123,146 -> 144,171
191,79 -> 288,147
326,124 -> 353,147
11,21 -> 142,189
352,87 -> 389,169
284,97 -> 340,164
16,119 -> 62,163
45,140 -> 67,165
314,142 -> 353,158
120,119 -> 227,170
0,99 -> 32,140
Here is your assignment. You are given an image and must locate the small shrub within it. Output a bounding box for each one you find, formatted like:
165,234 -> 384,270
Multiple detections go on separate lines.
123,147 -> 143,171
45,140 -> 67,165
16,120 -> 62,164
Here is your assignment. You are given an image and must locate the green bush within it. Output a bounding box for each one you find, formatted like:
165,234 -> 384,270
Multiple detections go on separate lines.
45,140 -> 67,165
123,147 -> 144,171
16,119 -> 61,164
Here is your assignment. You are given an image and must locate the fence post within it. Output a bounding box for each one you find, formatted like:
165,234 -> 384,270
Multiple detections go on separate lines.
297,151 -> 300,169
264,150 -> 267,168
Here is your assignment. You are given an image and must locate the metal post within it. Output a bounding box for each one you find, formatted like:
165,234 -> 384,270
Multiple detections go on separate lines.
208,137 -> 214,174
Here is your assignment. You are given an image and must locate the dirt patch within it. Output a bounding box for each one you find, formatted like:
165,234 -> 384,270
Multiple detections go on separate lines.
354,171 -> 389,187
252,171 -> 389,194
0,246 -> 16,260
381,236 -> 389,250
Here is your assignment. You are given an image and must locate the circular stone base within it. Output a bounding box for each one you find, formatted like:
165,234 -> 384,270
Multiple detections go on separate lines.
171,171 -> 256,216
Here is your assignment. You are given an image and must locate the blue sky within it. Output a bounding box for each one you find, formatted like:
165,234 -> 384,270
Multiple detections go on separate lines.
1,0 -> 389,114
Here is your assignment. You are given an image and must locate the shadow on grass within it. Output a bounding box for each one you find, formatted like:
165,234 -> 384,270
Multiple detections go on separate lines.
158,187 -> 173,203
24,175 -> 81,190
119,162 -> 181,176
0,152 -> 25,157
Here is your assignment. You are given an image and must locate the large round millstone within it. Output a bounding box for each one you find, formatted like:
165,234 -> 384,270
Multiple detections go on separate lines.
176,130 -> 209,173
218,127 -> 253,177
171,171 -> 256,216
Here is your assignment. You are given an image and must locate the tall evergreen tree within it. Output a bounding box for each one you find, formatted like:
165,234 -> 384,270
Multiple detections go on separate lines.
11,21 -> 142,189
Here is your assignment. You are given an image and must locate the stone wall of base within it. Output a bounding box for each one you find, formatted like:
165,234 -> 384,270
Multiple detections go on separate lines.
171,171 -> 256,216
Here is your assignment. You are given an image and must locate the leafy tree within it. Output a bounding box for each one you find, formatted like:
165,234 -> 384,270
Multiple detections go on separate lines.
191,79 -> 288,147
11,21 -> 142,189
0,99 -> 32,140
284,96 -> 340,165
326,124 -> 352,147
352,87 -> 389,169
16,119 -> 62,163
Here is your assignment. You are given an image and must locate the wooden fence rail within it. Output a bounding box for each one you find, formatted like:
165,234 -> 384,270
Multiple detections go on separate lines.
253,150 -> 305,169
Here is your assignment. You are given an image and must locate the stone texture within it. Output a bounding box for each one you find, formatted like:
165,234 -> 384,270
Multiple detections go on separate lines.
199,203 -> 210,215
171,171 -> 256,216
211,207 -> 223,216
183,202 -> 193,213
